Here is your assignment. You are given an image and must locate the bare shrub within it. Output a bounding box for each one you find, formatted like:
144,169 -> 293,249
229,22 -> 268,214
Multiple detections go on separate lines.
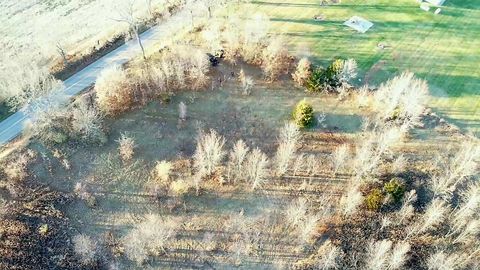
169,179 -> 191,197
71,98 -> 105,143
202,21 -> 222,51
451,182 -> 480,229
3,153 -> 31,182
245,148 -> 269,190
222,15 -> 243,64
73,234 -> 97,265
27,93 -> 70,144
193,129 -> 226,177
95,65 -> 132,115
153,160 -> 172,183
227,140 -> 250,183
117,134 -> 136,162
292,57 -> 312,87
123,214 -> 176,265
5,72 -> 63,111
449,182 -> 480,244
356,85 -> 370,108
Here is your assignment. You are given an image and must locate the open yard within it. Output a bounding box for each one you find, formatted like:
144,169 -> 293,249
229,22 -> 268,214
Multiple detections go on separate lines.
245,0 -> 480,133
10,61 -> 462,269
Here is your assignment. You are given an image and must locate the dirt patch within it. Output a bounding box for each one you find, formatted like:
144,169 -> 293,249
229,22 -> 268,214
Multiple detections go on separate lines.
364,60 -> 387,85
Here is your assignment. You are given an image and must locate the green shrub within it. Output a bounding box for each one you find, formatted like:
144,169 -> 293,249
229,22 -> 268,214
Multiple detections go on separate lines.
292,99 -> 314,128
325,59 -> 344,83
365,188 -> 384,211
305,67 -> 326,93
384,178 -> 406,202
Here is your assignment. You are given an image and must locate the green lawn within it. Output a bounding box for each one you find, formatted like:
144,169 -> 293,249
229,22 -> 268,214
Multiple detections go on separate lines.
247,0 -> 480,133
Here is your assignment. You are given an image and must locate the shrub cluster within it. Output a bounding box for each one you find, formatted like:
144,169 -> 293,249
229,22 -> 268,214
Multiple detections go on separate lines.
300,58 -> 358,93
29,97 -> 105,145
305,59 -> 344,93
95,45 -> 210,116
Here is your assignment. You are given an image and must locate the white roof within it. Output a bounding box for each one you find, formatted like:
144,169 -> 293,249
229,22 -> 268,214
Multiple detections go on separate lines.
344,16 -> 374,33
425,0 -> 446,6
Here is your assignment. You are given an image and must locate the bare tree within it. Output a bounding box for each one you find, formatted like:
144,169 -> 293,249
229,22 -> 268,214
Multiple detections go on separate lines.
340,183 -> 363,216
123,214 -> 176,265
365,239 -> 392,270
409,198 -> 448,237
317,240 -> 341,270
178,101 -> 187,121
431,140 -> 480,199
285,197 -> 308,226
71,98 -> 105,143
427,250 -> 465,270
388,242 -> 410,270
332,144 -> 350,175
292,57 -> 312,87
275,122 -> 301,176
245,148 -> 269,190
339,58 -> 358,86
95,64 -> 132,115
227,140 -> 249,183
397,189 -> 417,225
193,129 -> 226,177
261,36 -> 291,81
114,0 -> 150,59
373,72 -> 429,129
298,213 -> 320,244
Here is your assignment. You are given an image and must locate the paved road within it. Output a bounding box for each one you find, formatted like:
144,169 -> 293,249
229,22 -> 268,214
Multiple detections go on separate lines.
0,4 -> 197,146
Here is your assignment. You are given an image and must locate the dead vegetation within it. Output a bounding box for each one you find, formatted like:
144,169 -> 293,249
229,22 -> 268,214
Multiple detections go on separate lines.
0,2 -> 477,270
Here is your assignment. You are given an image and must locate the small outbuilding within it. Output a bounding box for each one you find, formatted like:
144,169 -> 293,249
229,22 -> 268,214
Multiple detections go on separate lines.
344,16 -> 373,33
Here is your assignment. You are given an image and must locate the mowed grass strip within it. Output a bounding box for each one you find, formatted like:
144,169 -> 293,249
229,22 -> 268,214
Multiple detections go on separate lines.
246,0 -> 480,132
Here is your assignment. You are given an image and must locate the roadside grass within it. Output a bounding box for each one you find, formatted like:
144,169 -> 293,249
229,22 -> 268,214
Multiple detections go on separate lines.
0,103 -> 12,122
245,0 -> 480,133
